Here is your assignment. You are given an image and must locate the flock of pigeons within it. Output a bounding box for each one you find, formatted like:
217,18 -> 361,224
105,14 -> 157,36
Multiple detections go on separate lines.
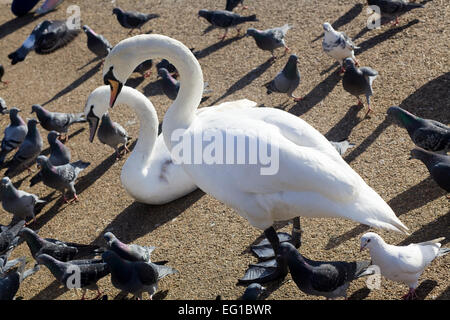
0,0 -> 449,301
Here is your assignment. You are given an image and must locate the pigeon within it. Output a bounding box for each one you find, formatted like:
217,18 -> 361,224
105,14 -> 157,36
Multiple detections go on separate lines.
157,68 -> 212,101
35,155 -> 90,203
82,25 -> 112,59
8,20 -> 79,65
0,108 -> 28,166
133,59 -> 153,78
264,54 -> 302,102
322,22 -> 360,72
36,0 -> 65,15
0,64 -> 8,85
0,178 -> 46,225
0,251 -> 22,274
36,254 -> 110,300
387,106 -> 449,153
330,139 -> 356,156
360,232 -> 450,300
19,227 -> 104,262
102,250 -> 178,300
241,283 -> 266,300
279,242 -> 372,299
47,131 -> 71,166
0,220 -> 25,256
226,0 -> 248,11
156,59 -> 177,77
342,58 -> 378,116
31,104 -> 87,142
0,257 -> 40,300
112,7 -> 160,34
10,0 -> 40,17
367,0 -> 424,25
104,232 -> 156,263
0,98 -> 8,114
410,148 -> 450,193
4,119 -> 43,178
198,9 -> 258,40
97,113 -> 131,160
246,24 -> 292,60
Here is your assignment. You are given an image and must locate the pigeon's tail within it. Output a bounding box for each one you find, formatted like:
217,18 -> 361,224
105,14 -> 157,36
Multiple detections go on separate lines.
21,264 -> 40,282
417,237 -> 445,246
71,160 -> 91,174
406,3 -> 424,10
281,24 -> 293,33
239,14 -> 258,23
69,113 -> 87,124
155,263 -> 178,280
144,13 -> 160,22
438,247 -> 450,257
68,243 -> 106,258
33,199 -> 47,215
353,260 -> 372,279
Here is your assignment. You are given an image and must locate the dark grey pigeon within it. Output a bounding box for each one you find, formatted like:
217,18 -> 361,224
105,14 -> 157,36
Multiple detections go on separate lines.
0,220 -> 25,256
279,242 -> 372,299
264,54 -> 302,101
156,59 -> 177,76
342,58 -> 378,117
8,20 -> 79,65
36,155 -> 90,203
0,98 -> 7,114
31,104 -> 87,142
198,9 -> 257,40
410,148 -> 450,193
104,232 -> 155,263
241,283 -> 266,300
102,250 -> 178,300
226,0 -> 248,11
0,257 -> 40,300
82,25 -> 112,59
5,119 -> 43,178
246,24 -> 292,60
0,177 -> 45,225
134,59 -> 153,78
330,139 -> 356,156
112,7 -> 160,34
97,113 -> 131,160
0,64 -> 7,85
367,0 -> 424,25
47,131 -> 71,166
387,106 -> 449,153
19,227 -> 104,262
157,68 -> 212,101
36,254 -> 110,300
0,108 -> 28,166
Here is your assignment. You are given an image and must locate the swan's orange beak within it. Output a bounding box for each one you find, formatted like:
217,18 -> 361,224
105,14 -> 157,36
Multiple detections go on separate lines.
108,80 -> 122,108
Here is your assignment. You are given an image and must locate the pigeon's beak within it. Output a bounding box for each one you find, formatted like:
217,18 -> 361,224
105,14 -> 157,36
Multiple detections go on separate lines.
360,243 -> 367,252
108,80 -> 122,108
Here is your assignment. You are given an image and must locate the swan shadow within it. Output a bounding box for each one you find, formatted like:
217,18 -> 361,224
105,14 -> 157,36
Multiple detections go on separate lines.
0,11 -> 53,41
324,104 -> 364,141
193,35 -> 245,60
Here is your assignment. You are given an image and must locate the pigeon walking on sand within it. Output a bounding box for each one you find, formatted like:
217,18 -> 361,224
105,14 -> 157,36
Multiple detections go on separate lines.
97,113 -> 131,160
410,148 -> 450,194
156,59 -> 177,77
387,106 -> 449,153
31,104 -> 87,142
198,9 -> 258,41
342,58 -> 378,117
226,0 -> 248,11
0,257 -> 40,300
0,220 -> 25,256
279,242 -> 372,299
82,25 -> 112,60
0,108 -> 28,166
102,250 -> 178,300
264,54 -> 302,102
133,59 -> 153,78
0,178 -> 46,225
360,232 -> 450,300
322,22 -> 360,73
367,0 -> 424,26
246,24 -> 292,61
112,8 -> 160,35
104,232 -> 155,263
157,68 -> 212,101
35,155 -> 90,203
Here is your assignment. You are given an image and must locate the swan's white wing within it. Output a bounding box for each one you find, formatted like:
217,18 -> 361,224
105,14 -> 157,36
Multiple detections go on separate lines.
196,99 -> 258,116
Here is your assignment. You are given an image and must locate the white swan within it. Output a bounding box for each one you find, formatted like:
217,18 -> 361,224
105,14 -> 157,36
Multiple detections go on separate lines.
84,85 -> 257,205
102,34 -> 409,283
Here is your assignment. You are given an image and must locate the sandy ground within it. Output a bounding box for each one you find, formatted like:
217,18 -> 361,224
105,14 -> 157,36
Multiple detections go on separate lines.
0,0 -> 448,300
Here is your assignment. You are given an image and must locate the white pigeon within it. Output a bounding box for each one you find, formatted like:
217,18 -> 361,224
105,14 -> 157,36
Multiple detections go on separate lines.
322,22 -> 360,72
360,232 -> 450,300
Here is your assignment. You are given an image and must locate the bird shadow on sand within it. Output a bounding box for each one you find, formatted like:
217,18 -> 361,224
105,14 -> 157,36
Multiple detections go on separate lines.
415,280 -> 439,300
436,285 -> 450,300
398,211 -> 449,246
142,79 -> 165,97
325,177 -> 447,250
348,287 -> 371,300
42,61 -> 103,107
125,76 -> 146,89
0,11 -> 53,41
325,104 -> 364,141
193,35 -> 245,60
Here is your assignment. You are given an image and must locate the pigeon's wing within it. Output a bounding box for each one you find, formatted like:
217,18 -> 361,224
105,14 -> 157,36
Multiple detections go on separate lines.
394,244 -> 439,274
54,164 -> 77,183
341,32 -> 359,50
431,163 -> 450,191
114,122 -> 129,139
35,20 -> 80,55
134,262 -> 158,285
310,263 -> 344,292
427,120 -> 450,131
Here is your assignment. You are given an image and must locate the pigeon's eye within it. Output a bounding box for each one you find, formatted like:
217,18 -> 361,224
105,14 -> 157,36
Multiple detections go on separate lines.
367,239 -> 371,243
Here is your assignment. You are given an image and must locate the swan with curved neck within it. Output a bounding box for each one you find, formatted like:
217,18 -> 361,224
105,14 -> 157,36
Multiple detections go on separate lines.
102,34 -> 409,284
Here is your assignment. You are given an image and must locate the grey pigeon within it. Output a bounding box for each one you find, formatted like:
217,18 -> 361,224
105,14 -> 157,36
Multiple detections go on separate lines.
36,155 -> 90,203
330,139 -> 356,156
112,7 -> 160,34
36,0 -> 65,15
36,254 -> 110,300
0,64 -> 7,85
102,250 -> 178,300
82,25 -> 112,59
367,0 -> 424,25
157,68 -> 212,101
410,148 -> 450,193
5,119 -> 43,178
387,106 -> 449,153
47,131 -> 71,166
241,283 -> 266,300
0,108 -> 28,166
156,59 -> 177,77
198,9 -> 257,40
0,257 -> 40,300
134,59 -> 153,78
8,20 -> 79,65
226,0 -> 248,11
0,98 -> 7,114
104,232 -> 155,263
0,220 -> 25,256
0,178 -> 45,225
246,24 -> 292,60
342,58 -> 378,116
19,227 -> 105,262
279,242 -> 372,299
322,22 -> 360,72
97,113 -> 131,160
31,104 -> 87,142
264,54 -> 302,101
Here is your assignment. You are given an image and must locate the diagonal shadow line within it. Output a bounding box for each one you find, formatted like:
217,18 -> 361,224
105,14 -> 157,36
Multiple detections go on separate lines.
324,104 -> 364,141
0,11 -> 53,41
42,61 -> 102,106
209,58 -> 273,106
312,3 -> 363,43
398,211 -> 449,246
324,177 -> 447,250
77,56 -> 102,71
414,280 -> 439,300
125,76 -> 146,90
436,285 -> 450,300
30,279 -> 68,300
193,35 -> 245,60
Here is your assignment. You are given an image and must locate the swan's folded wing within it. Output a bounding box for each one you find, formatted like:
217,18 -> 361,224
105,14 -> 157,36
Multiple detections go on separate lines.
196,99 -> 258,116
